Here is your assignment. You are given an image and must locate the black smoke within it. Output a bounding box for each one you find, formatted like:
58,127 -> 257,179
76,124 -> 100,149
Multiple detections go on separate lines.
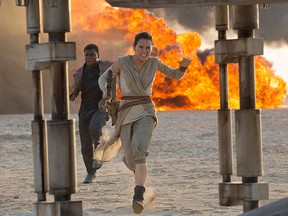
149,7 -> 214,34
258,3 -> 288,45
150,3 -> 288,45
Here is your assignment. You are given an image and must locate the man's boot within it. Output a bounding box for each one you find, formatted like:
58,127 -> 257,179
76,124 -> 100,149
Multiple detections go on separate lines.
132,185 -> 145,214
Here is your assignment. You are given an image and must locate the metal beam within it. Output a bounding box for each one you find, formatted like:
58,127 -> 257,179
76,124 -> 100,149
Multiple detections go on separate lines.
105,0 -> 288,8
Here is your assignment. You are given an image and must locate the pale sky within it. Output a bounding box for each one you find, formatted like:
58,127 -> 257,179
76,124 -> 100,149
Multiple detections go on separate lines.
199,28 -> 288,88
263,45 -> 288,84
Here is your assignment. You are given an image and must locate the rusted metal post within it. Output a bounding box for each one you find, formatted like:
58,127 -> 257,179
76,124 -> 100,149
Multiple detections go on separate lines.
216,5 -> 233,183
25,0 -> 48,202
24,0 -> 81,214
232,4 -> 265,212
42,0 -> 77,203
216,5 -> 238,206
215,4 -> 268,212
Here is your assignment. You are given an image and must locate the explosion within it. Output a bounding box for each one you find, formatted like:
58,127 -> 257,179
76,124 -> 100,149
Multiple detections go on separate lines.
71,0 -> 287,110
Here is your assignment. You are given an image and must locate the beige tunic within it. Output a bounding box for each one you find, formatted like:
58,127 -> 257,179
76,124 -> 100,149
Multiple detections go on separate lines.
96,55 -> 186,162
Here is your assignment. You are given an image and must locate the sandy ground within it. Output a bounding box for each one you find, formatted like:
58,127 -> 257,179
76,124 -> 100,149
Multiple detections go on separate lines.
1,109 -> 288,216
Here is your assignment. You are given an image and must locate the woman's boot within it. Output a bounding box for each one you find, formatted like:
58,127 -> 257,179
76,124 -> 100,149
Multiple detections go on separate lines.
132,185 -> 145,214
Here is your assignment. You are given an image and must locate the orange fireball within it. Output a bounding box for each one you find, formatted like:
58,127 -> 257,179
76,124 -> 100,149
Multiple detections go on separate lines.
71,0 -> 287,110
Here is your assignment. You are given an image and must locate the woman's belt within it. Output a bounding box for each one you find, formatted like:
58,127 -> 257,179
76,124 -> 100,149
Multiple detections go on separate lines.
118,96 -> 152,112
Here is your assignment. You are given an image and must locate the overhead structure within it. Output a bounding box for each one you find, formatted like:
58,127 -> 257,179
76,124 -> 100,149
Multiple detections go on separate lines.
106,0 -> 288,7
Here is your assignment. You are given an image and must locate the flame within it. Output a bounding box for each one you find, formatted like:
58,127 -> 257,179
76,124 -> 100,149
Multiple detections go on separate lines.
71,0 -> 287,110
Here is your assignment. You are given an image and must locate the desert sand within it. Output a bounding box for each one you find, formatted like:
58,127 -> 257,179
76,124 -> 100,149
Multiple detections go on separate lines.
1,109 -> 288,216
